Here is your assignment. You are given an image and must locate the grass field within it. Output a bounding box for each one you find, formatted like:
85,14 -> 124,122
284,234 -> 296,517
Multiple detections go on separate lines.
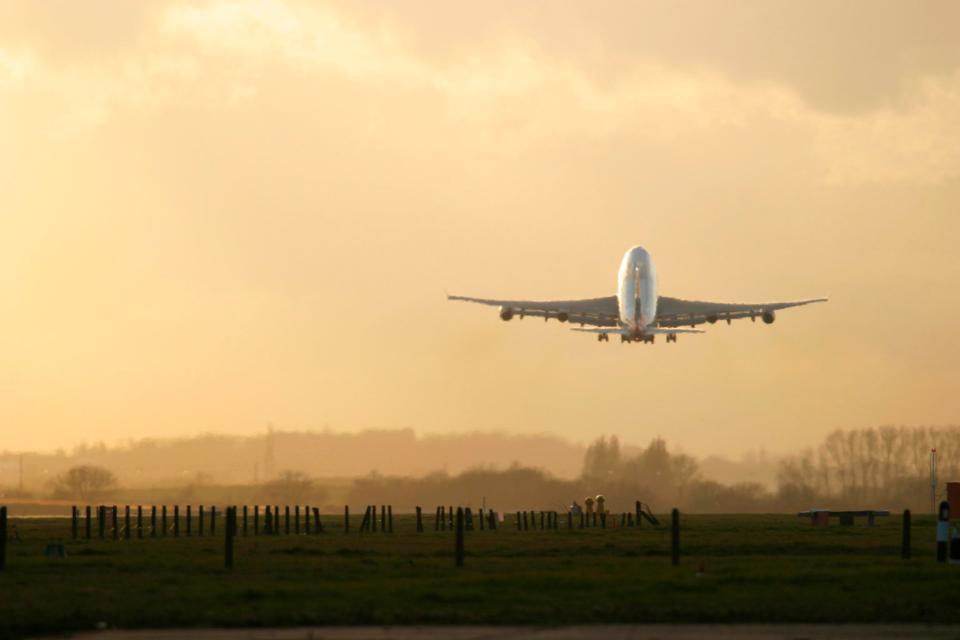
0,510 -> 955,638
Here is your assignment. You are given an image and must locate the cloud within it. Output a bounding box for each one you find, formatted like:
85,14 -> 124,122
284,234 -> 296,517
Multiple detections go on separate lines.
3,0 -> 960,184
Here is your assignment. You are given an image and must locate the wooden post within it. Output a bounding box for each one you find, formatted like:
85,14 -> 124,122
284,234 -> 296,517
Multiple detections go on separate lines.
186,505 -> 192,537
305,505 -> 311,534
440,506 -> 446,531
379,505 -> 384,532
416,506 -> 423,532
0,506 -> 6,571
240,505 -> 246,536
285,506 -> 290,535
274,506 -> 279,535
162,506 -> 167,537
449,506 -> 454,530
98,506 -> 105,538
211,506 -> 217,536
295,506 -> 300,534
112,506 -> 118,540
85,505 -> 91,539
174,505 -> 180,537
199,505 -> 205,536
224,506 -> 235,570
136,505 -> 142,538
515,511 -> 521,530
636,501 -> 641,527
150,506 -> 157,537
253,505 -> 259,535
489,510 -> 497,530
901,509 -> 911,559
465,508 -> 472,531
627,513 -> 634,527
522,511 -> 528,530
455,507 -> 464,567
567,511 -> 573,529
671,508 -> 680,566
125,506 -> 131,540
263,506 -> 272,535
344,505 -> 349,534
539,511 -> 544,530
388,506 -> 393,533
478,508 -> 485,530
72,506 -> 78,540
313,508 -> 321,533
360,506 -> 369,532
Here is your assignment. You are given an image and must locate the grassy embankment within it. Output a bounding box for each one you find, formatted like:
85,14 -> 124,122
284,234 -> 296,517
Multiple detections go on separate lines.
0,512 -> 954,638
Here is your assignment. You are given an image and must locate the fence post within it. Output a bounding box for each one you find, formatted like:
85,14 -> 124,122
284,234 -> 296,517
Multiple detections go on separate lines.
901,509 -> 911,559
174,505 -> 180,537
295,506 -> 300,535
98,506 -> 105,538
305,505 -> 311,534
344,505 -> 349,534
112,506 -> 118,540
478,508 -> 485,530
199,506 -> 205,536
0,506 -> 7,571
416,506 -> 423,532
224,506 -> 235,570
253,505 -> 258,535
186,505 -> 192,537
137,506 -> 143,538
314,508 -> 322,533
489,510 -> 497,530
211,506 -> 217,536
263,506 -> 272,535
72,506 -> 78,540
516,512 -> 521,531
285,506 -> 290,535
274,506 -> 279,535
125,506 -> 131,540
85,505 -> 91,539
388,506 -> 393,533
162,506 -> 167,537
455,507 -> 464,567
671,508 -> 680,566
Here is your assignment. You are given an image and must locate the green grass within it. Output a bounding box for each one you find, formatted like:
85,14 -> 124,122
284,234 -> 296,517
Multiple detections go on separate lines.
0,513 -> 954,638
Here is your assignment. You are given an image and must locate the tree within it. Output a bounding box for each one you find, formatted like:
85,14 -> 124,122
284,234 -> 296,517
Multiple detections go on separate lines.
52,465 -> 117,500
260,470 -> 324,503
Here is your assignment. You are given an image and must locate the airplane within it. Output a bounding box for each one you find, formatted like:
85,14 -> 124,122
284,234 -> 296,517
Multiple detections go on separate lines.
448,245 -> 827,344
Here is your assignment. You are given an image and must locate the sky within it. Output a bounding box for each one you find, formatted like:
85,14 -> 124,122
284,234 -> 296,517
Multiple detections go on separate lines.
2,0 -> 959,457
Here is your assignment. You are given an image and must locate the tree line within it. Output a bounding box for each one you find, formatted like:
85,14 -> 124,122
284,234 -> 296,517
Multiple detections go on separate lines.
3,426 -> 955,513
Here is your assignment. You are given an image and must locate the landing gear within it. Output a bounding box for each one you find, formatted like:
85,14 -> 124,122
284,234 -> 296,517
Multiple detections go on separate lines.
597,333 -> 609,342
666,333 -> 677,343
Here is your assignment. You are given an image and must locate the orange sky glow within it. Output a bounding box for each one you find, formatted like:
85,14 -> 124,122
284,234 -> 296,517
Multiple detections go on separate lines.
2,0 -> 959,457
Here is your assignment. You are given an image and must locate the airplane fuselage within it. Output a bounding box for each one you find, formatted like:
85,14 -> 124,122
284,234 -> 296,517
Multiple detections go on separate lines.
617,245 -> 657,337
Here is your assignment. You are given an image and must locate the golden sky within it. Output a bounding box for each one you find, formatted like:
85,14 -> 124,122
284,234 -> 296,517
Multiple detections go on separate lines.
2,0 -> 959,457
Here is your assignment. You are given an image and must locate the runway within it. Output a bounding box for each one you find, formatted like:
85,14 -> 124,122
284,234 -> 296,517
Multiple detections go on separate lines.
37,626 -> 960,640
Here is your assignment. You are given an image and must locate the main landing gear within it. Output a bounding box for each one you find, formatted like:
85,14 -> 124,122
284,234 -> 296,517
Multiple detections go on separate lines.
596,333 -> 610,342
666,333 -> 678,343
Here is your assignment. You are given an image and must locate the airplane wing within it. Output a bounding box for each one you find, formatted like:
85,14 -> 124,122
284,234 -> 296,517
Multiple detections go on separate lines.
656,296 -> 827,327
447,294 -> 619,327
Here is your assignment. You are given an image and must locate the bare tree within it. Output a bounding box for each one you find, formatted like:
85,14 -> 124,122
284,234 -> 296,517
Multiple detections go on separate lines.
52,465 -> 117,500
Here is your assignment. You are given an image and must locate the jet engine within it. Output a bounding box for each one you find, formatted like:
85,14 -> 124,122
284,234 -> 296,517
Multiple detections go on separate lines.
557,312 -> 569,323
706,315 -> 718,324
499,306 -> 514,321
762,310 -> 776,324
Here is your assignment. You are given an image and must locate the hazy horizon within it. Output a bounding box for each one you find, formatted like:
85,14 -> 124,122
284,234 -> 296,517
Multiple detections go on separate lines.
3,1 -> 959,457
